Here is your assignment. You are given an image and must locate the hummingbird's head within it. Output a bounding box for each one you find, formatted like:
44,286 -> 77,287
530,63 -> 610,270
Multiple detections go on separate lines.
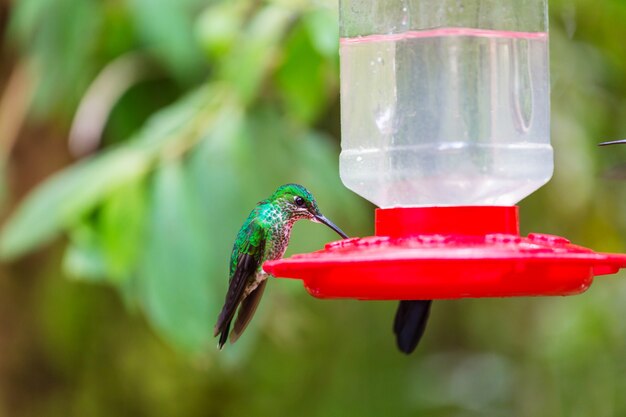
269,184 -> 348,239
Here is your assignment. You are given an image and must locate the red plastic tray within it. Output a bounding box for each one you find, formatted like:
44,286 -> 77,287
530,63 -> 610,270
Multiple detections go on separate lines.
264,207 -> 626,300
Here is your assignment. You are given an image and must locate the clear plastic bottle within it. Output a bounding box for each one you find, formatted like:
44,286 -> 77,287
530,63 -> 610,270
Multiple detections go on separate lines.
339,0 -> 553,207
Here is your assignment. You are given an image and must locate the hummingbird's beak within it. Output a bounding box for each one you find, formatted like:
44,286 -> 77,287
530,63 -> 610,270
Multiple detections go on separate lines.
314,214 -> 349,239
599,139 -> 626,146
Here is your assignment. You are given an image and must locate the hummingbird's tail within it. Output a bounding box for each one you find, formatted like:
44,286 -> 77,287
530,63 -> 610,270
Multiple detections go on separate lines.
393,300 -> 432,354
214,252 -> 259,349
230,279 -> 267,344
216,321 -> 231,349
214,306 -> 230,349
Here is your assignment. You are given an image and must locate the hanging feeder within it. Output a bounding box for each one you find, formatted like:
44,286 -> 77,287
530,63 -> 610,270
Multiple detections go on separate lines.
264,0 -> 626,297
265,206 -> 626,299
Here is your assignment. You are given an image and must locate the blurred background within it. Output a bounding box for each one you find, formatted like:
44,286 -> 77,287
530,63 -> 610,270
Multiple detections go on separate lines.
1,0 -> 626,415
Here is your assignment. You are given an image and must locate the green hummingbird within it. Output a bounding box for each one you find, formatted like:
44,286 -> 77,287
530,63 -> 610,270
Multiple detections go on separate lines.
214,183 -> 348,349
394,300 -> 432,354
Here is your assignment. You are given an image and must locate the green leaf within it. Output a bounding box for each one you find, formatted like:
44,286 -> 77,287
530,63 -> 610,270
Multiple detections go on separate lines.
0,147 -> 151,260
0,86 -> 223,261
275,22 -> 332,123
63,222 -> 109,282
195,1 -> 248,60
128,0 -> 204,82
138,159 -> 214,353
9,0 -> 102,117
221,4 -> 296,103
303,8 -> 339,58
99,180 -> 148,281
7,0 -> 49,43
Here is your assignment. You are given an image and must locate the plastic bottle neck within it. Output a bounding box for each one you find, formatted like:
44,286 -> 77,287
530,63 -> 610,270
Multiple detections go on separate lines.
375,206 -> 520,238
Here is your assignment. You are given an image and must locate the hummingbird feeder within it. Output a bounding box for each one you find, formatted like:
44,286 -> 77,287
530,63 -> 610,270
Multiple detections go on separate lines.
264,0 -> 626,299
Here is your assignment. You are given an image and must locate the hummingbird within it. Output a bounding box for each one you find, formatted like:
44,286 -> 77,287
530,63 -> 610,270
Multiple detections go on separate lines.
214,183 -> 348,349
394,300 -> 432,354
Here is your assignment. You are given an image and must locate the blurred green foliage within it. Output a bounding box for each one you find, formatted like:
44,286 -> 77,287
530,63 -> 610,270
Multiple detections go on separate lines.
2,0 -> 367,356
1,0 -> 626,416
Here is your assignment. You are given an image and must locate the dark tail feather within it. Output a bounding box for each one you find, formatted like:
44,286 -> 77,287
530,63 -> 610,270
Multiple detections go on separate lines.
231,279 -> 267,344
393,300 -> 432,354
217,320 -> 231,350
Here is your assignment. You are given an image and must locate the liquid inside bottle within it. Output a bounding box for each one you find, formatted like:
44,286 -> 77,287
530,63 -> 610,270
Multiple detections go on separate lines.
339,28 -> 553,207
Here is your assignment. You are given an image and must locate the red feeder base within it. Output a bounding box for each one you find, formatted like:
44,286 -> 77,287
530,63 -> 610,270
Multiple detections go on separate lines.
263,206 -> 626,300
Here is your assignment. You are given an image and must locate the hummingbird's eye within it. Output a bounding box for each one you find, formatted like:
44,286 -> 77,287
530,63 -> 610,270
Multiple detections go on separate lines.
294,196 -> 305,207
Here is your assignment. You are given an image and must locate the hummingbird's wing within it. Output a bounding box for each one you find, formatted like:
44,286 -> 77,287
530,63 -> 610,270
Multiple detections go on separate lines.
230,278 -> 267,344
394,300 -> 432,354
214,219 -> 266,348
214,253 -> 257,339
